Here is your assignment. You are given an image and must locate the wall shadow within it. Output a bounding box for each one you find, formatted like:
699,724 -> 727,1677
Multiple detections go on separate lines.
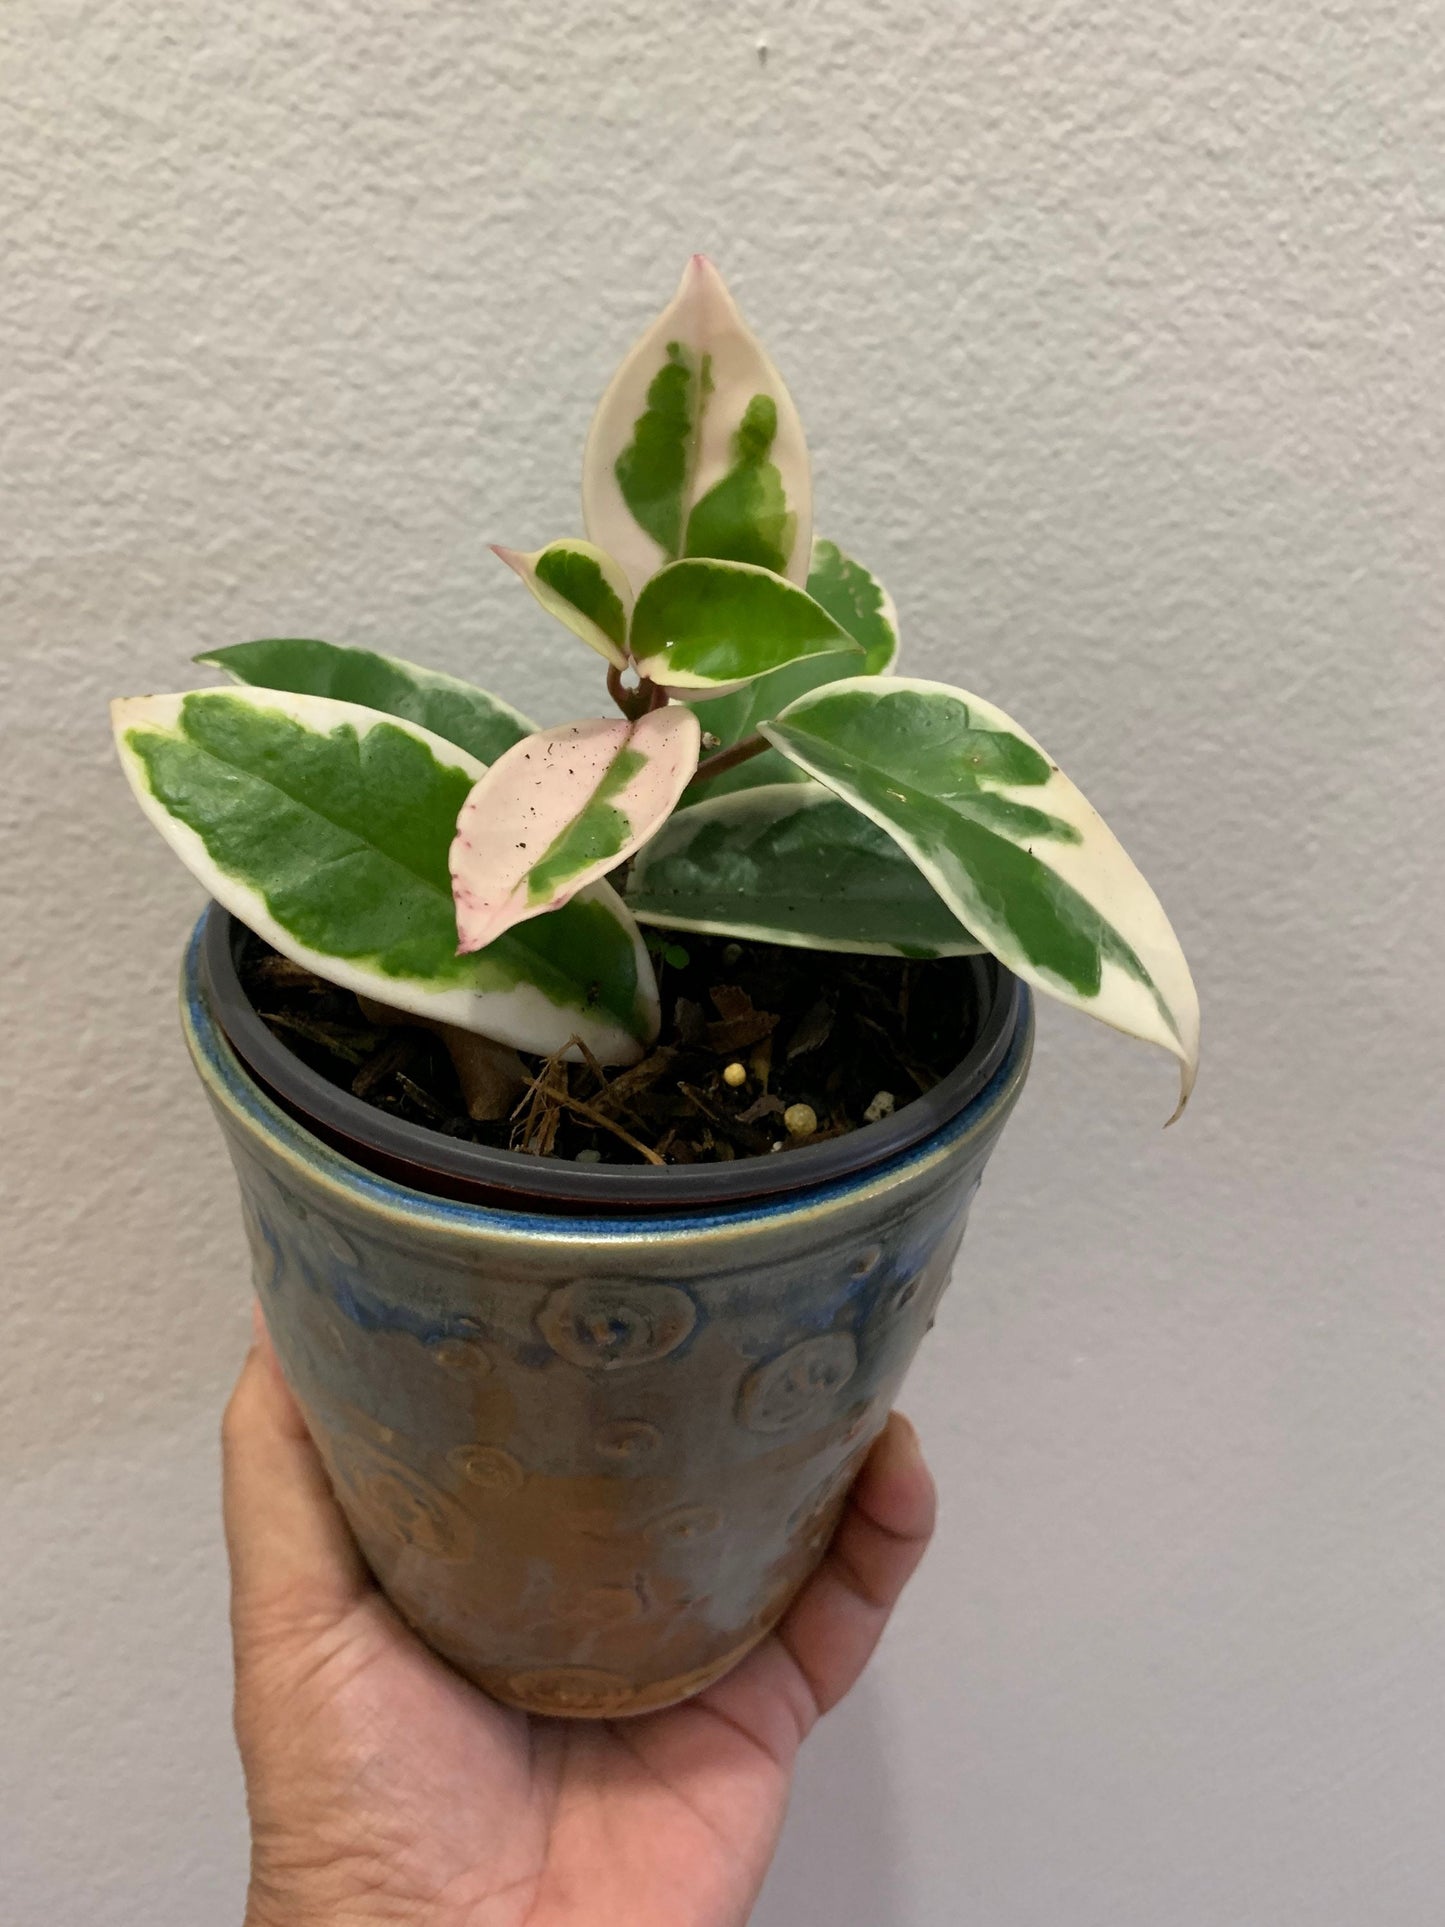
751,1678 -> 902,1927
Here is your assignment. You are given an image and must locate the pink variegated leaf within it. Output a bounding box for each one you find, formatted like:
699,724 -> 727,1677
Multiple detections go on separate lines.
582,255 -> 812,594
491,539 -> 632,668
451,706 -> 702,953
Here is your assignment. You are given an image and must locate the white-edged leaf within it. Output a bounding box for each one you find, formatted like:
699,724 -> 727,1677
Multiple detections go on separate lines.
630,557 -> 861,695
627,782 -> 985,958
491,540 -> 631,668
680,537 -> 901,802
197,637 -> 534,765
763,677 -> 1200,1118
112,686 -> 657,1064
806,538 -> 900,674
582,254 -> 812,592
450,706 -> 701,953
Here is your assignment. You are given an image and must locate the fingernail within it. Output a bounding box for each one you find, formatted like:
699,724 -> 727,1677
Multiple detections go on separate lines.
250,1299 -> 265,1345
892,1412 -> 922,1460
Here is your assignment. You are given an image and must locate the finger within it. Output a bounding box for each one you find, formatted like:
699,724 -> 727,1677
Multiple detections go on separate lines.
692,1413 -> 937,1762
222,1304 -> 369,1641
772,1412 -> 936,1724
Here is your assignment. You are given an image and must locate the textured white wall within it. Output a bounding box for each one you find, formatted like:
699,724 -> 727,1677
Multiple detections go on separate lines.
3,1 -> 1443,1920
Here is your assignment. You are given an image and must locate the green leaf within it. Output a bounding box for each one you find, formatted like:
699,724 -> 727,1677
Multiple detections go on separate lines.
627,783 -> 985,958
491,540 -> 631,669
451,707 -> 701,951
679,536 -> 902,803
197,638 -> 533,767
762,678 -> 1200,1116
683,392 -> 795,574
630,558 -> 862,694
613,343 -> 693,560
582,255 -> 812,592
113,688 -> 657,1063
805,538 -> 899,674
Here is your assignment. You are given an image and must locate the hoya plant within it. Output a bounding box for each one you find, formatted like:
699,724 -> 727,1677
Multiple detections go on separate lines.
112,257 -> 1199,1120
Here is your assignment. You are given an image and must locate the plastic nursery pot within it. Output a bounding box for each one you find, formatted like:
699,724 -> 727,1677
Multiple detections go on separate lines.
184,907 -> 1033,1718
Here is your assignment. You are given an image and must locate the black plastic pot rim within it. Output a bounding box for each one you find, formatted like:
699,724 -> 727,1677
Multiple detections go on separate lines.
197,905 -> 1026,1214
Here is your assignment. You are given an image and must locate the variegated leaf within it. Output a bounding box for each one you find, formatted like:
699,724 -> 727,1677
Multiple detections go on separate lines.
763,678 -> 1200,1117
581,255 -> 812,592
630,557 -> 861,695
197,637 -> 533,765
627,782 -> 984,958
113,687 -> 657,1063
805,538 -> 900,674
681,536 -> 902,802
491,539 -> 631,668
451,706 -> 701,953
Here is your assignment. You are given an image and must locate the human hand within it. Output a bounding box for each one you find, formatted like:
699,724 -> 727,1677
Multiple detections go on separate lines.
224,1307 -> 936,1927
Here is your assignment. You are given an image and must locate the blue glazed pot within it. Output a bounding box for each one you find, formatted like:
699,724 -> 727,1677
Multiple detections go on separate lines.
183,909 -> 1032,1717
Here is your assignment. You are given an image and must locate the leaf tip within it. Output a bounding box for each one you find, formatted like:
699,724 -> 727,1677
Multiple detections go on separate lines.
1163,1052 -> 1199,1128
678,252 -> 738,325
452,895 -> 511,957
109,693 -> 156,733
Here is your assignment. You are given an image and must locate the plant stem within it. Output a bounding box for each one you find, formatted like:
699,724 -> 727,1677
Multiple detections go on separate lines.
688,734 -> 770,787
606,663 -> 649,721
608,664 -> 669,723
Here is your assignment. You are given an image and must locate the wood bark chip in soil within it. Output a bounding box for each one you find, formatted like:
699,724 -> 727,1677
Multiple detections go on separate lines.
236,928 -> 985,1168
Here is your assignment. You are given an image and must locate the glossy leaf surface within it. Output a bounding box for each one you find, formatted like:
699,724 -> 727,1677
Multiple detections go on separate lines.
804,538 -> 899,675
630,558 -> 860,695
491,540 -> 631,668
451,706 -> 701,953
763,677 -> 1200,1115
197,638 -> 533,766
582,255 -> 812,591
682,537 -> 901,801
113,688 -> 655,1062
627,782 -> 985,957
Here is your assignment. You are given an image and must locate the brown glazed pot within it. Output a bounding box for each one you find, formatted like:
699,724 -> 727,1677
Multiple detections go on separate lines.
184,908 -> 1032,1718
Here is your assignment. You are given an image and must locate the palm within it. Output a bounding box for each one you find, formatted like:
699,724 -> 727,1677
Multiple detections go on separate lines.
226,1322 -> 934,1927
250,1593 -> 790,1926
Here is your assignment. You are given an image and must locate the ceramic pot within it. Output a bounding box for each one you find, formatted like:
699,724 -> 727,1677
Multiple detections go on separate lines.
183,908 -> 1032,1718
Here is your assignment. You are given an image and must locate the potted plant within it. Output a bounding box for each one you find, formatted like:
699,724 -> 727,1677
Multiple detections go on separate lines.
111,258 -> 1198,1718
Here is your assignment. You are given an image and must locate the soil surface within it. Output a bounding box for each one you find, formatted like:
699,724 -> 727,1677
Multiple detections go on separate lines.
237,927 -> 984,1167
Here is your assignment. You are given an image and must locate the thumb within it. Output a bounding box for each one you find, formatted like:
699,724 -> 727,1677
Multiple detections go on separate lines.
221,1304 -> 369,1644
770,1411 -> 937,1722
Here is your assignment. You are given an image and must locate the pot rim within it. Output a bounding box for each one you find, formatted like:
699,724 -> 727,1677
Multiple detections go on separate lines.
188,906 -> 1032,1229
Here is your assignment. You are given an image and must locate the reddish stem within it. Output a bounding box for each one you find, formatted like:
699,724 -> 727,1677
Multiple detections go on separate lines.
606,663 -> 649,722
608,664 -> 669,722
687,734 -> 769,787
